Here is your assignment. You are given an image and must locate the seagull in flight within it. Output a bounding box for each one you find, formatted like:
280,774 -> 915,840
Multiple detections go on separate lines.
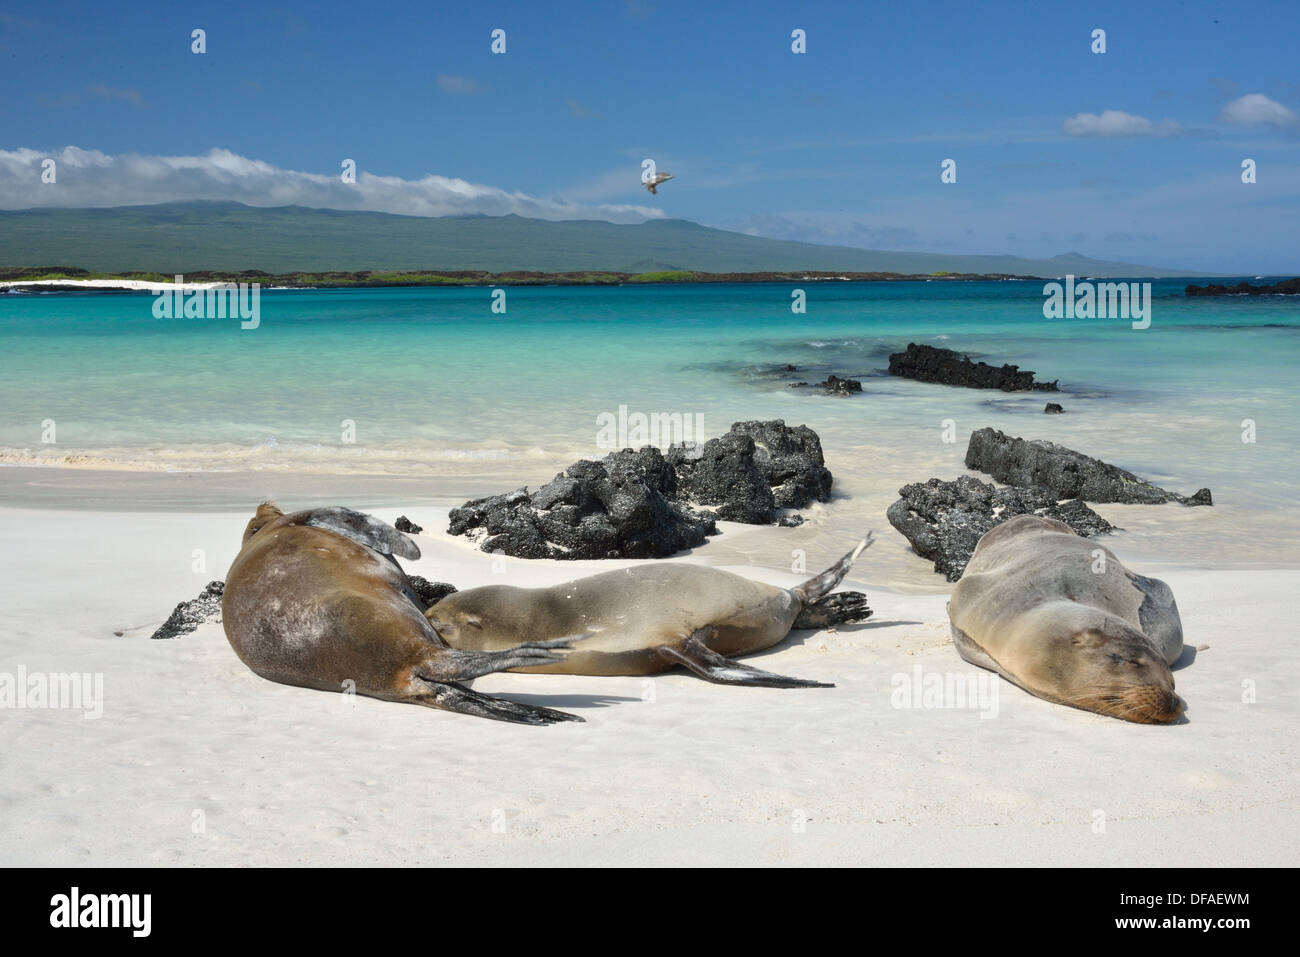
644,172 -> 673,195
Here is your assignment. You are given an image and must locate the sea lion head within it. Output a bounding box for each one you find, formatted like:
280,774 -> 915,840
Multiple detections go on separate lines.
241,502 -> 284,544
423,587 -> 517,648
1021,615 -> 1184,724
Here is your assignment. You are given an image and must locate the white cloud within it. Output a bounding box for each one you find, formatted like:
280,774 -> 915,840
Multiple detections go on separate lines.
1218,93 -> 1298,127
1063,110 -> 1181,137
86,83 -> 143,106
436,74 -> 486,95
0,146 -> 665,222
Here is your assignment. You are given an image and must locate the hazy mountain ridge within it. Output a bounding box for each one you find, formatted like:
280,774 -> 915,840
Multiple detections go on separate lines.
0,202 -> 1200,277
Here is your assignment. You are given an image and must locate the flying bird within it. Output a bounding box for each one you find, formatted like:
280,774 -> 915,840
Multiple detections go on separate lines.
644,172 -> 673,195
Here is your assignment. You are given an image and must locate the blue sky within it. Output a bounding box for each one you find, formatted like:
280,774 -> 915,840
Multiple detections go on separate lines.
1,0 -> 1297,271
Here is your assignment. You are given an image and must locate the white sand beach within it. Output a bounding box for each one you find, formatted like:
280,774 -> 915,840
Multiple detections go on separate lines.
1,503 -> 1295,867
1,279 -> 229,293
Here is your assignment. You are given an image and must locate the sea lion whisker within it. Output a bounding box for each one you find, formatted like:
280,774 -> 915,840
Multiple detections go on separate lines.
1051,685 -> 1121,704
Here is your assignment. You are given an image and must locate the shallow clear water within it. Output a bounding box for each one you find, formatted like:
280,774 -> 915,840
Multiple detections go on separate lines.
3,280 -> 1297,571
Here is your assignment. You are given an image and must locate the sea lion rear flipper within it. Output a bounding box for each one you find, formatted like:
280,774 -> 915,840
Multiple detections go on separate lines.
288,506 -> 422,560
414,681 -> 584,725
409,635 -> 589,724
792,531 -> 873,605
793,591 -> 873,629
657,631 -> 833,689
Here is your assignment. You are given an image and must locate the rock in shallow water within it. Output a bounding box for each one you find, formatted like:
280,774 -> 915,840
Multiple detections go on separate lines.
816,374 -> 863,396
733,419 -> 834,509
965,427 -> 1211,505
1185,278 -> 1300,296
667,432 -> 775,523
888,342 -> 1058,392
887,476 -> 1116,581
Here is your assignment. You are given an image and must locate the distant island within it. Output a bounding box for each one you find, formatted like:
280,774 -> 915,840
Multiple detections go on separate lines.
0,265 -> 1043,290
1185,278 -> 1300,296
0,201 -> 1199,278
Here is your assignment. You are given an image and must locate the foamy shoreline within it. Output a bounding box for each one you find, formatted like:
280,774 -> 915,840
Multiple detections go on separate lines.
0,504 -> 1295,866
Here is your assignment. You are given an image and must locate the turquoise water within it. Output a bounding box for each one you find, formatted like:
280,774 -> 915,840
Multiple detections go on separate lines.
2,280 -> 1298,565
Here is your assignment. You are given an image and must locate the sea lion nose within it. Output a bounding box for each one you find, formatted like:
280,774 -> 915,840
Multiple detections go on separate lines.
1165,694 -> 1185,721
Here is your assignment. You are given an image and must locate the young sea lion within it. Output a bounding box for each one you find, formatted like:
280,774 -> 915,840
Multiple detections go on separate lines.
948,514 -> 1185,724
221,504 -> 583,725
425,533 -> 873,687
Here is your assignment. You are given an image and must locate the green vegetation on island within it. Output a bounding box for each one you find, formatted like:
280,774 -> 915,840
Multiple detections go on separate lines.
0,265 -> 1047,288
0,202 -> 1195,278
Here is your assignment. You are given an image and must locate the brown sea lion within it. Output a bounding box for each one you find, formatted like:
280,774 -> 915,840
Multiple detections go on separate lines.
425,533 -> 873,686
221,504 -> 582,725
948,514 -> 1185,724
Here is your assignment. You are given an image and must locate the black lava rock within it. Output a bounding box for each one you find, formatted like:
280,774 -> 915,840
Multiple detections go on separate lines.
887,476 -> 1116,581
394,515 -> 423,534
888,343 -> 1058,391
965,427 -> 1211,506
1044,402 -> 1065,414
816,374 -> 863,395
150,580 -> 225,639
1185,278 -> 1300,296
668,420 -> 835,522
447,446 -> 717,560
667,432 -> 776,523
728,420 -> 834,509
448,420 -> 836,558
406,576 -> 458,609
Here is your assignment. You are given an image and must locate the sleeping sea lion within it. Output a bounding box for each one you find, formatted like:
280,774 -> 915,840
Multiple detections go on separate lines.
948,514 -> 1185,724
221,504 -> 583,725
425,533 -> 873,687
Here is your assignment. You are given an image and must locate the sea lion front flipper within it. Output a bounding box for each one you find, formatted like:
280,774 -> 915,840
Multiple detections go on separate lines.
415,682 -> 584,725
657,631 -> 833,689
949,609 -> 1001,673
419,635 -> 589,682
288,506 -> 421,560
1125,572 -> 1184,665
